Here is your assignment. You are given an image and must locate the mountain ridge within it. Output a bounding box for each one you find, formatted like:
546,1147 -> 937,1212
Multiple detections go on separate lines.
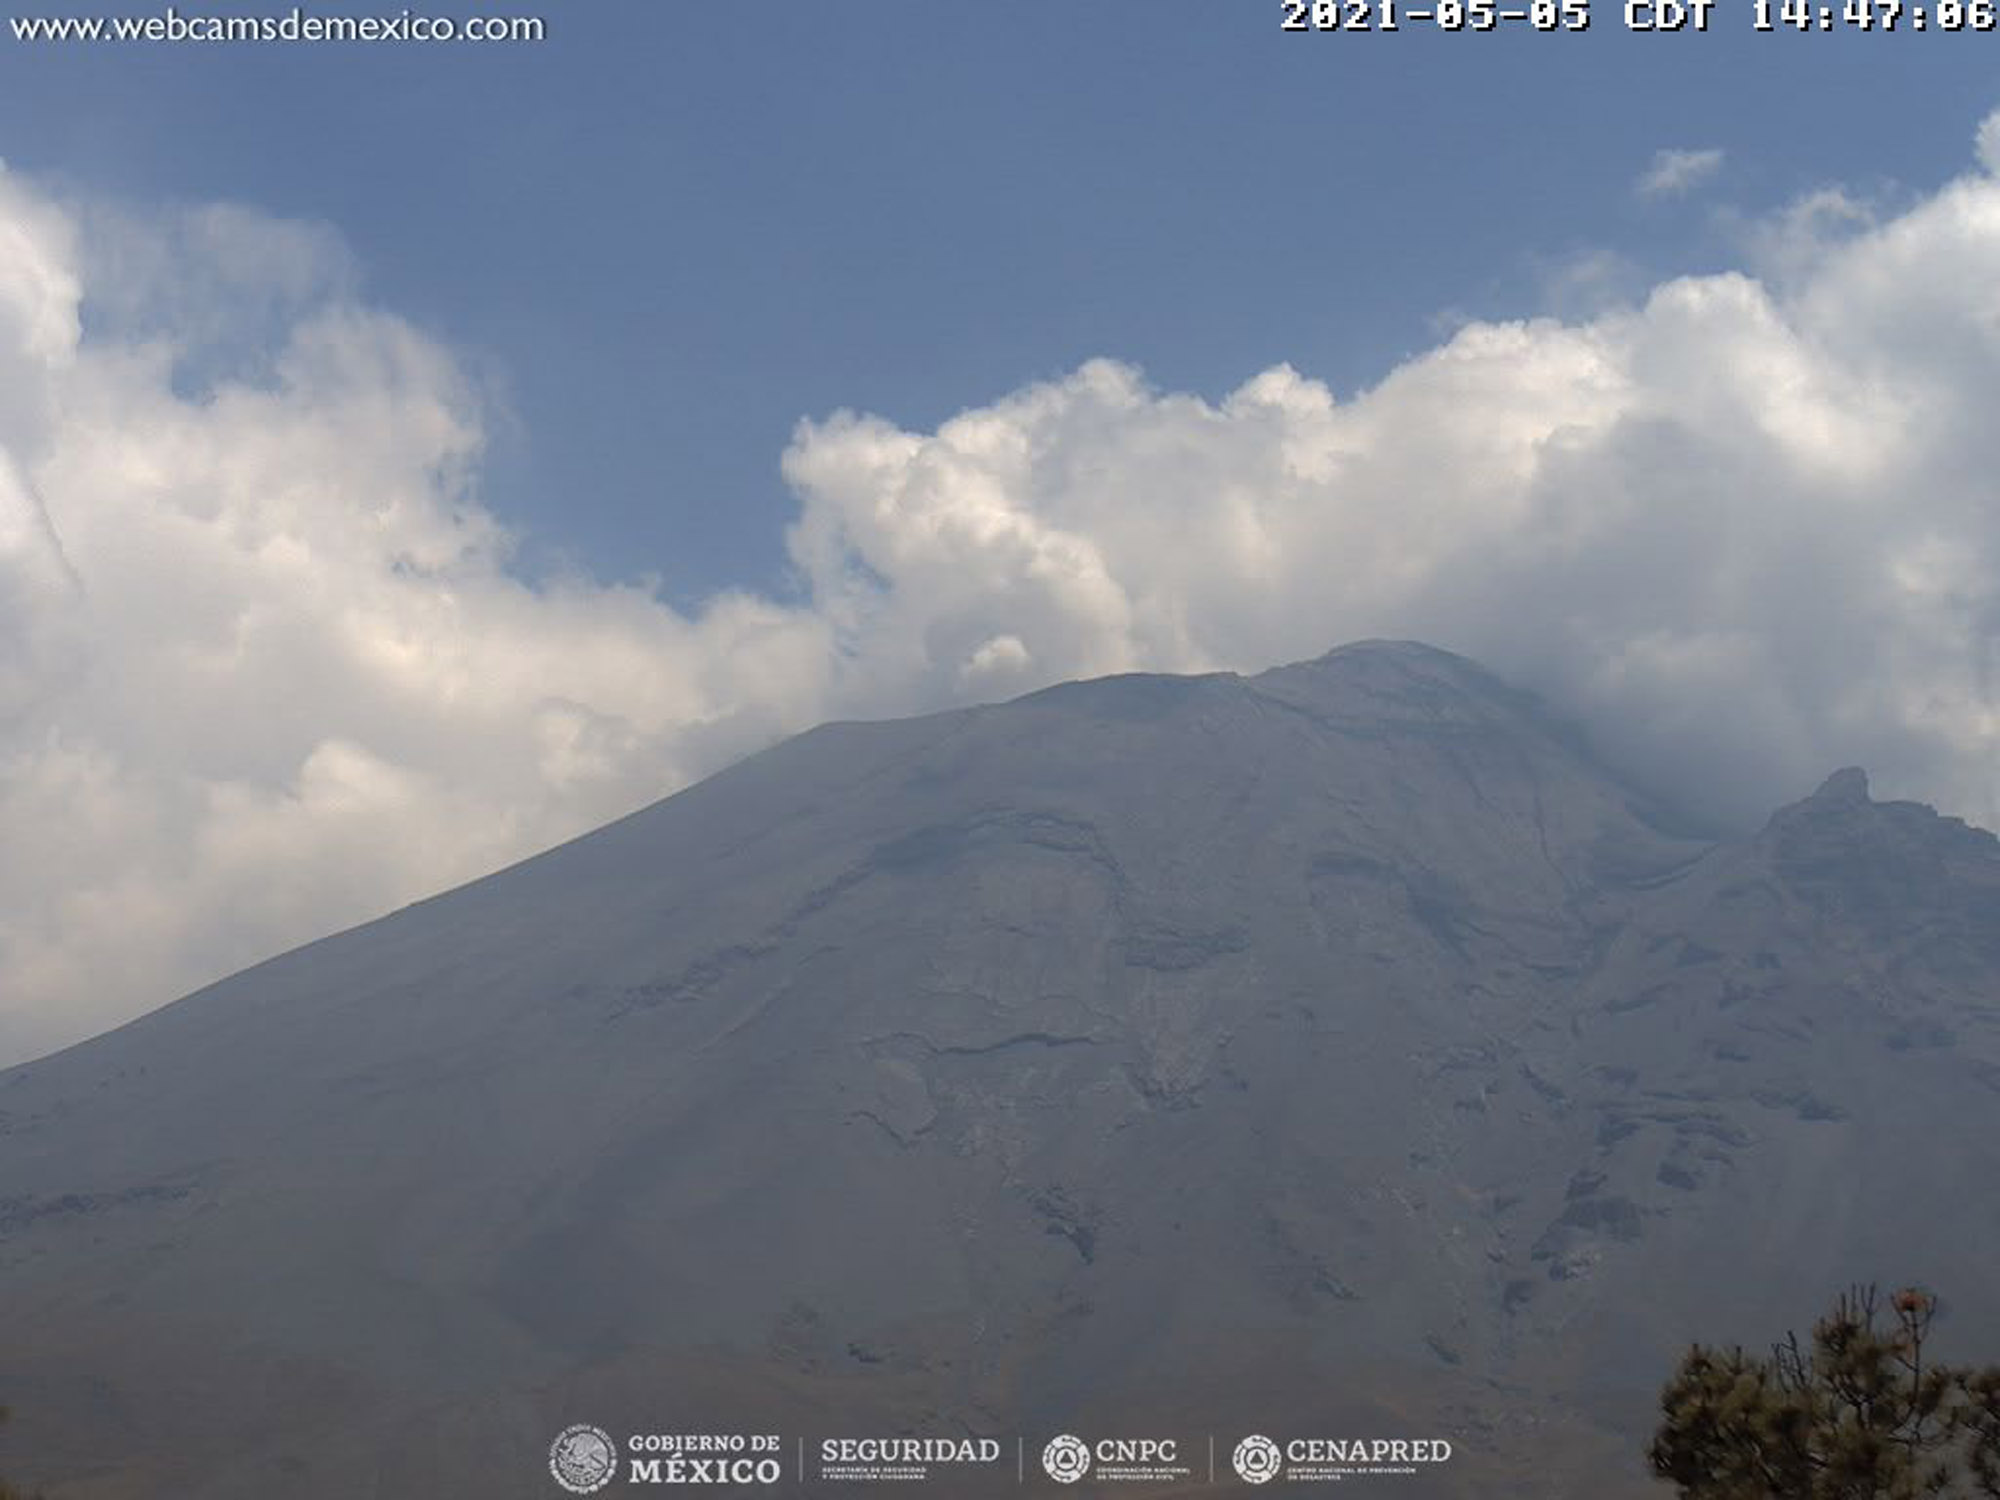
3,640 -> 1997,1499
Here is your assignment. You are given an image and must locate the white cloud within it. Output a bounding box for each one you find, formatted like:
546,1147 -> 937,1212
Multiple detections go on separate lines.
3,113 -> 2000,1062
1637,147 -> 1725,199
1979,108 -> 2000,175
1734,186 -> 1879,289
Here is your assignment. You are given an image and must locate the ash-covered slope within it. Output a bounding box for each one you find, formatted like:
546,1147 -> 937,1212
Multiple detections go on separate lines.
3,641 -> 1998,1498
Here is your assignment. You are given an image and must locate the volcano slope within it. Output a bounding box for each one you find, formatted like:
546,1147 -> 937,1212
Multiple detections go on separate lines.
3,641 -> 1999,1497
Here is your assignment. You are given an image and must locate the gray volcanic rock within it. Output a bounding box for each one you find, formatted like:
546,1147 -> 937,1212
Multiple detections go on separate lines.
2,641 -> 1998,1498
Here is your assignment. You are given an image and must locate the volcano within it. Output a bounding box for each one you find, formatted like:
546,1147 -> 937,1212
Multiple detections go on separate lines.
4,640 -> 1999,1498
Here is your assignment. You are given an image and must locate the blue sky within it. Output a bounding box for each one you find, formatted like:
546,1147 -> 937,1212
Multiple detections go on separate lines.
4,4 -> 2000,1060
7,4 -> 1992,598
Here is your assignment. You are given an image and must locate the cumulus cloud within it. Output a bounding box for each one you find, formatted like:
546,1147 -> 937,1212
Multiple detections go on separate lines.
1735,186 -> 1879,288
4,112 -> 2000,1062
1638,147 -> 1725,198
0,173 -> 845,1063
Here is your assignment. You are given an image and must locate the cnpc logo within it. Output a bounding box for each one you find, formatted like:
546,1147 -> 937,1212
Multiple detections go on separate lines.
1042,1435 -> 1091,1484
1040,1434 -> 1181,1483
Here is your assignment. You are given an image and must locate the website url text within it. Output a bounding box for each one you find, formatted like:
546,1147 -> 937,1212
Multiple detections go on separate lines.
11,6 -> 547,43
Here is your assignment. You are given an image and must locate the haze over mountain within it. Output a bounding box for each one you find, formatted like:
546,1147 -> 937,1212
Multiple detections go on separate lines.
3,640 -> 1998,1498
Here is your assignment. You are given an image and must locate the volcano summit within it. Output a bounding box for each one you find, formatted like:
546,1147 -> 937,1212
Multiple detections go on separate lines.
4,641 -> 1998,1497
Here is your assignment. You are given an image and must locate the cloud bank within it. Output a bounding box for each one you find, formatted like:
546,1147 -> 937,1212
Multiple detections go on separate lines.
3,113 -> 2000,1061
